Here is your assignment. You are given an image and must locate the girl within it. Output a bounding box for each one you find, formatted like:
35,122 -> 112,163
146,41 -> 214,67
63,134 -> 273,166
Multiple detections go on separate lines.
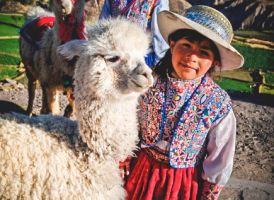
124,5 -> 244,200
99,0 -> 170,67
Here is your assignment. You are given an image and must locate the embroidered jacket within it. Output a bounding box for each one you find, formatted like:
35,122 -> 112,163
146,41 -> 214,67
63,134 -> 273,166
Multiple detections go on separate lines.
139,75 -> 232,168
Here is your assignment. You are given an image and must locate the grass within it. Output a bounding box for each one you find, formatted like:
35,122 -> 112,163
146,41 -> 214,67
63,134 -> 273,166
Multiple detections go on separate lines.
0,38 -> 20,81
0,39 -> 20,54
263,72 -> 274,86
0,53 -> 20,65
0,13 -> 25,37
233,42 -> 274,70
0,13 -> 25,27
0,65 -> 18,80
215,78 -> 253,94
0,24 -> 20,36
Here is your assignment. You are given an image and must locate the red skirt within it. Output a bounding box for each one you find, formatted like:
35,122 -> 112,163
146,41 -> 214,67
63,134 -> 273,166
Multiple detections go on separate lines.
125,150 -> 200,200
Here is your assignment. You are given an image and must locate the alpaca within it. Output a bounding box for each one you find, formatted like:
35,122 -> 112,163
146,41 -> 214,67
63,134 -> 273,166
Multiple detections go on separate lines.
19,0 -> 87,117
0,18 -> 153,199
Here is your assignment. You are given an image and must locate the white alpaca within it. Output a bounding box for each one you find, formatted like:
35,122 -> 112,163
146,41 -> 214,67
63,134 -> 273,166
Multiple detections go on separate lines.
20,0 -> 86,117
0,19 -> 153,200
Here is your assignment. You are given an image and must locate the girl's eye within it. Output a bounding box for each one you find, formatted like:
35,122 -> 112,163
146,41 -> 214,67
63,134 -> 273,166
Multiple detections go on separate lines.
200,50 -> 210,57
105,56 -> 120,63
181,43 -> 191,49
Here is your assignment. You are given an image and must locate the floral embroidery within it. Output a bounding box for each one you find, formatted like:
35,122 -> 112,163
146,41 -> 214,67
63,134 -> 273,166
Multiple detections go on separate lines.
139,75 -> 232,168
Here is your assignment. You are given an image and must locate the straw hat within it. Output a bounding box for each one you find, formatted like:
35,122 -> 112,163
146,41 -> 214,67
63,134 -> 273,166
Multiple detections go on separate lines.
157,5 -> 244,70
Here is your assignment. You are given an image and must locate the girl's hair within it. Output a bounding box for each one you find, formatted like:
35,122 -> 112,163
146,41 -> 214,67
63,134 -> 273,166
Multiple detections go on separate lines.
153,29 -> 221,78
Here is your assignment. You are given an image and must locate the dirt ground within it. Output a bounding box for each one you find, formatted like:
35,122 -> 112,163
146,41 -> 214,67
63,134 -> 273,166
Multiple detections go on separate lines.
232,98 -> 273,184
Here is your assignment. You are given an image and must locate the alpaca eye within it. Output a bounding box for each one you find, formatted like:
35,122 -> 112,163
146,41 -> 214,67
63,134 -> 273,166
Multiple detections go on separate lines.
105,56 -> 120,63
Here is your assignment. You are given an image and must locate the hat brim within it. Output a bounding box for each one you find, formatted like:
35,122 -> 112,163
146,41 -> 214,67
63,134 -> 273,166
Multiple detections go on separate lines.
157,11 -> 244,71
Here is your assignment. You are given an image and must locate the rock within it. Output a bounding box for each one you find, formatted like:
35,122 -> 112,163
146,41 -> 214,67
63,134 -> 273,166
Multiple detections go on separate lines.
187,0 -> 274,30
17,83 -> 25,89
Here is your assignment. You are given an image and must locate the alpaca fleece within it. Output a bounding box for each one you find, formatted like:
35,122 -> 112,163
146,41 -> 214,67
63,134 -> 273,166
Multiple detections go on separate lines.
0,18 -> 153,200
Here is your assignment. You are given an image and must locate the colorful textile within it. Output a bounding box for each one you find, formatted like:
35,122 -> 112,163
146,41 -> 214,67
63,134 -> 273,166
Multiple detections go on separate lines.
100,0 -> 169,66
139,75 -> 232,168
58,10 -> 87,43
110,0 -> 157,30
201,180 -> 223,200
125,150 -> 200,200
20,11 -> 87,47
20,16 -> 55,49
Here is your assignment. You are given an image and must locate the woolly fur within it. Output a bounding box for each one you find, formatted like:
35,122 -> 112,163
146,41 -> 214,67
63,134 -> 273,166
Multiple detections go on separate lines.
0,19 -> 153,199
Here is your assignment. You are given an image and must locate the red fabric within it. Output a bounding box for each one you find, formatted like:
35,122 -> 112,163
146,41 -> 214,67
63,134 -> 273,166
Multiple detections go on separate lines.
58,11 -> 87,43
35,16 -> 55,28
20,16 -> 55,45
125,150 -> 200,200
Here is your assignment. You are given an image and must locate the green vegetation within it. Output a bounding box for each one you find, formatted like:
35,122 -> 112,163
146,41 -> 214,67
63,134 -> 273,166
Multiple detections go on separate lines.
264,72 -> 274,86
0,39 -> 20,54
233,43 -> 274,70
0,65 -> 18,80
0,13 -> 25,27
0,11 -> 22,81
215,78 -> 253,93
0,24 -> 20,36
0,53 -> 20,65
0,13 -> 25,37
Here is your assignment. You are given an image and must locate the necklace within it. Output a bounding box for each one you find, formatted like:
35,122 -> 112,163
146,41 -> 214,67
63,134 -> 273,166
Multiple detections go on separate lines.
159,75 -> 206,140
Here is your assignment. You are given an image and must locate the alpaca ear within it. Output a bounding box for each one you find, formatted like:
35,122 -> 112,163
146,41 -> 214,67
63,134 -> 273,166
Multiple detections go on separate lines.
57,39 -> 89,60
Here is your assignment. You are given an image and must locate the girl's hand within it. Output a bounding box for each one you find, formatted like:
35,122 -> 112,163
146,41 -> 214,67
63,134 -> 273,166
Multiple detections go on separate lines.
119,156 -> 132,180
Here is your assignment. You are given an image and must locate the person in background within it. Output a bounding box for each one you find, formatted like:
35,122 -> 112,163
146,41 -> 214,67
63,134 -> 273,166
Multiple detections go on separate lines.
99,0 -> 169,67
124,5 -> 244,199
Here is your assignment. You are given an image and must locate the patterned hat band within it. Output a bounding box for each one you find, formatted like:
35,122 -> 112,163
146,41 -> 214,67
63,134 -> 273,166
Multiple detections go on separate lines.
182,6 -> 233,43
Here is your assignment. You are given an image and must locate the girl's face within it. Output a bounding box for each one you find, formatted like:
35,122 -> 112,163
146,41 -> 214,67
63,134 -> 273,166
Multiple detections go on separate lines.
170,37 -> 219,80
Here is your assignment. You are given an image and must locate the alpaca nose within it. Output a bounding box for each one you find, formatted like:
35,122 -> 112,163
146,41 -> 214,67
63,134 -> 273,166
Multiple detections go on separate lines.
61,2 -> 73,16
61,6 -> 66,15
132,63 -> 153,87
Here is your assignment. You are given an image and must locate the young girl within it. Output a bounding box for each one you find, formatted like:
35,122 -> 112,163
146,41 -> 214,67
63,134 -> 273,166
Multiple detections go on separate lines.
99,0 -> 169,67
124,5 -> 244,199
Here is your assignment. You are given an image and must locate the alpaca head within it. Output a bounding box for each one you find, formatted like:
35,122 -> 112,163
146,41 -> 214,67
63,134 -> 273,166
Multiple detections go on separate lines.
52,0 -> 84,20
57,18 -> 154,101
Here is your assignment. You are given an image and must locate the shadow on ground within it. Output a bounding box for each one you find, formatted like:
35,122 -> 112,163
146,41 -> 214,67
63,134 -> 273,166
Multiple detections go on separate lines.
229,91 -> 274,107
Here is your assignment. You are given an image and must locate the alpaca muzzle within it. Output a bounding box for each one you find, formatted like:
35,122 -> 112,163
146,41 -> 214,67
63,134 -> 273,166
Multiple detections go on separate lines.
131,63 -> 153,89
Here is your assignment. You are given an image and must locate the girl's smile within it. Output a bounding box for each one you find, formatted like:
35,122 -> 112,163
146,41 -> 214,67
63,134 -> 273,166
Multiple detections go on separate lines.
170,37 -> 220,80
